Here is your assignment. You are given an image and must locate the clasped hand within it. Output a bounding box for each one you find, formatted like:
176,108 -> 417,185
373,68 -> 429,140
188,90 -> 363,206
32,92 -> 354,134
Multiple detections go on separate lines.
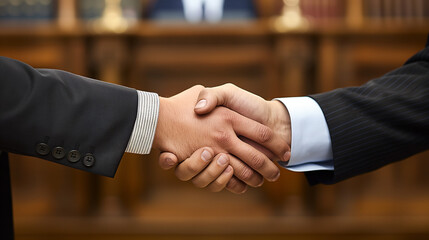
152,84 -> 291,194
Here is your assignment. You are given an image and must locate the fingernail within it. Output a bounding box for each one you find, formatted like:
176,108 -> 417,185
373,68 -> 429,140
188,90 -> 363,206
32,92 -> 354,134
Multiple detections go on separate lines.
201,150 -> 212,162
273,172 -> 280,181
282,151 -> 291,162
225,165 -> 233,173
195,99 -> 207,109
166,158 -> 175,166
239,186 -> 248,194
217,154 -> 228,166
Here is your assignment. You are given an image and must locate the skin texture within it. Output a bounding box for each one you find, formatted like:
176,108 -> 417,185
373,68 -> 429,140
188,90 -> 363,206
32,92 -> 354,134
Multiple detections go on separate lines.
153,85 -> 285,190
159,84 -> 291,194
174,148 -> 235,192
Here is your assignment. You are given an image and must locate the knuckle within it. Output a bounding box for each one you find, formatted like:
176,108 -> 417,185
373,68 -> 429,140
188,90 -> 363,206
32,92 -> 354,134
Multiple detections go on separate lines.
249,153 -> 265,170
226,178 -> 239,189
223,83 -> 236,89
193,84 -> 205,90
205,168 -> 220,180
218,109 -> 235,123
192,178 -> 207,188
239,167 -> 254,182
227,179 -> 247,194
208,180 -> 223,192
214,130 -> 232,145
185,162 -> 200,176
257,125 -> 273,143
213,178 -> 224,188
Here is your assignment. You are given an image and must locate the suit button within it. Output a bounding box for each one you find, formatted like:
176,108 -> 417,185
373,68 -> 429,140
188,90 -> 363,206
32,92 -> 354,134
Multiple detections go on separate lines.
36,143 -> 50,156
67,150 -> 81,163
52,147 -> 66,159
83,153 -> 95,167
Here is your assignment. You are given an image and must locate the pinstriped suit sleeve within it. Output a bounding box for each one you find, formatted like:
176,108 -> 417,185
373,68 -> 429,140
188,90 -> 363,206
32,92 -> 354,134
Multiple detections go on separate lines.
306,45 -> 429,185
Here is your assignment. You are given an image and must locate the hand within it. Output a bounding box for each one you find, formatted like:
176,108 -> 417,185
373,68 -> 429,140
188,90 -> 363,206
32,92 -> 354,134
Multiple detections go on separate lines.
153,85 -> 282,188
159,84 -> 291,193
159,147 -> 248,194
194,83 -> 291,161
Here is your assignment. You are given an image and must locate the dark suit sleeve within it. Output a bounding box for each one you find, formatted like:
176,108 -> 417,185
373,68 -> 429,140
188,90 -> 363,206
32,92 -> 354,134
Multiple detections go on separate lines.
306,45 -> 429,185
0,57 -> 138,177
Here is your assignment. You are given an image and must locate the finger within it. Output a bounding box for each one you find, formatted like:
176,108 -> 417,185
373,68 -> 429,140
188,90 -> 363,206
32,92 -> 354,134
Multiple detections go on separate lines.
228,136 -> 280,182
231,111 -> 290,162
194,87 -> 228,115
194,83 -> 267,123
175,147 -> 214,181
226,176 -> 248,194
241,138 -> 291,165
239,136 -> 276,160
228,154 -> 264,187
192,154 -> 230,188
207,165 -> 234,192
159,152 -> 179,170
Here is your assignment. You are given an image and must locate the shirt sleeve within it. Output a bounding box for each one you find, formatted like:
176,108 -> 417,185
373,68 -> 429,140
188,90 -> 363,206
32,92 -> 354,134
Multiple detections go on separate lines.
275,97 -> 334,172
125,90 -> 160,154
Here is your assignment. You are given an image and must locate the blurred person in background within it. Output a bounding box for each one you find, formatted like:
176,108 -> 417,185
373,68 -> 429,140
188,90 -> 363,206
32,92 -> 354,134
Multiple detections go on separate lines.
148,0 -> 256,23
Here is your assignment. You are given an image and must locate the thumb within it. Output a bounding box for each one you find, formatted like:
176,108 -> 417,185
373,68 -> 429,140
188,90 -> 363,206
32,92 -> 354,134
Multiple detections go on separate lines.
194,85 -> 231,115
194,89 -> 219,115
194,84 -> 266,123
158,152 -> 179,170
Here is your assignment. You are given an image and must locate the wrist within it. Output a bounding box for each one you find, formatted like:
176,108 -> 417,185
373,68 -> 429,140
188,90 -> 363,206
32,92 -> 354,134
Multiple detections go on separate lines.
268,100 -> 291,146
153,97 -> 169,150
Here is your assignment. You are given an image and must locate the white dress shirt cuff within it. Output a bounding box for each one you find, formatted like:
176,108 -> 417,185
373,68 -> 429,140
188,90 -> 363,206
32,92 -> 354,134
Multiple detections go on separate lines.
275,97 -> 334,172
125,90 -> 159,154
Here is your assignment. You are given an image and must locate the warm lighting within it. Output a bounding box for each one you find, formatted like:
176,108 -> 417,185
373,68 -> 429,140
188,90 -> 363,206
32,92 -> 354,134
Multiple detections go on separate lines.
58,0 -> 77,30
94,0 -> 129,33
273,0 -> 309,31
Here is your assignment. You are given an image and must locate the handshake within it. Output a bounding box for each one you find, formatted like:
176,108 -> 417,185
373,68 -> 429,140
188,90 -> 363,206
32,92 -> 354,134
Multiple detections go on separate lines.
153,84 -> 291,194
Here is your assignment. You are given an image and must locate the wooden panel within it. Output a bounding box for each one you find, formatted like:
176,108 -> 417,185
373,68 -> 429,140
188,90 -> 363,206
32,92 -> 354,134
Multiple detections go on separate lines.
1,13 -> 428,240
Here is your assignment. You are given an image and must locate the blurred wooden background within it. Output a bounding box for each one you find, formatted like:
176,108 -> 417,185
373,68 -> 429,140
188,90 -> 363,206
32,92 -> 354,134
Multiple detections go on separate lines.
1,0 -> 429,239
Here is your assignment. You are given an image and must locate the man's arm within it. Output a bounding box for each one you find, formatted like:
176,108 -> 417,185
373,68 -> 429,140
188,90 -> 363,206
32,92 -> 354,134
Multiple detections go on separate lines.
307,46 -> 429,184
0,56 -> 142,177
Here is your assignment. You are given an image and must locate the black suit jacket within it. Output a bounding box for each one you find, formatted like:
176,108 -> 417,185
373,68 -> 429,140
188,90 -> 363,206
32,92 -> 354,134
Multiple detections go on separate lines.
0,57 -> 138,239
307,37 -> 429,185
